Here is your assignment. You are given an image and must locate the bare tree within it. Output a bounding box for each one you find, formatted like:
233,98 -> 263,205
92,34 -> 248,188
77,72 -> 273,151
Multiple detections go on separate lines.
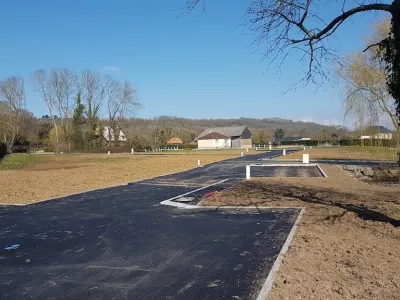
50,68 -> 78,151
338,19 -> 399,132
104,76 -> 140,145
0,76 -> 26,152
32,69 -> 77,151
182,0 -> 400,126
80,70 -> 104,130
32,69 -> 59,148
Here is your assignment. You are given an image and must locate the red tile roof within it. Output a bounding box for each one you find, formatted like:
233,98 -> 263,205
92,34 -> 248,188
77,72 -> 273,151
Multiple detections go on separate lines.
167,137 -> 183,144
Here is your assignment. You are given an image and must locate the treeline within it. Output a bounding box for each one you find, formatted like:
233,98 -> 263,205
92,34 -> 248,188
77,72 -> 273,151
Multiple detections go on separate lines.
279,139 -> 399,147
0,69 -> 139,153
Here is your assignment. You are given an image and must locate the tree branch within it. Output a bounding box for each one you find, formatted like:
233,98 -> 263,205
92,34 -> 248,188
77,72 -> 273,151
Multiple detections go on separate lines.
291,3 -> 392,43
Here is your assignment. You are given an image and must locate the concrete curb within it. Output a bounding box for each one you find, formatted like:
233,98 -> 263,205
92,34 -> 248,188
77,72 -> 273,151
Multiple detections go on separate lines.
256,208 -> 305,300
247,163 -> 328,178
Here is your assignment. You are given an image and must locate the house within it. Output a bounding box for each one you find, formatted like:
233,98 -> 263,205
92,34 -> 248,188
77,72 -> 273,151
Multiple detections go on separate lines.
195,126 -> 252,149
197,132 -> 231,149
167,137 -> 183,145
103,126 -> 127,142
360,126 -> 393,140
167,137 -> 183,150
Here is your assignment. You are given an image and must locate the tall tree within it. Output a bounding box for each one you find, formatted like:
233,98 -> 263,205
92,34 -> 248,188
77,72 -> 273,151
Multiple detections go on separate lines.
80,70 -> 103,133
31,69 -> 60,150
72,92 -> 85,150
338,19 -> 399,132
50,68 -> 78,151
104,75 -> 140,145
0,76 -> 26,152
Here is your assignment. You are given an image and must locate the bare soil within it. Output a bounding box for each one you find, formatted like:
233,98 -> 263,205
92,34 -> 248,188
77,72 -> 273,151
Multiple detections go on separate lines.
0,153 -> 237,204
203,164 -> 400,300
281,147 -> 398,161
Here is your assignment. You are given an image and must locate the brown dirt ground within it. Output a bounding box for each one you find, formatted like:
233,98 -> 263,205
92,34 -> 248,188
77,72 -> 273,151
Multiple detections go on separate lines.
0,153 -> 239,204
203,164 -> 400,300
281,147 -> 399,161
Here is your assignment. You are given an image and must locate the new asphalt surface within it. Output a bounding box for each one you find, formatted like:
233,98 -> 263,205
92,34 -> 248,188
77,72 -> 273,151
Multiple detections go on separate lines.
0,151 -> 303,300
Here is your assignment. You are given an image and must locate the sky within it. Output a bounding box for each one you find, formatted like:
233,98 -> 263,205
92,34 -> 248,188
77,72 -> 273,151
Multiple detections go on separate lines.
0,0 -> 391,127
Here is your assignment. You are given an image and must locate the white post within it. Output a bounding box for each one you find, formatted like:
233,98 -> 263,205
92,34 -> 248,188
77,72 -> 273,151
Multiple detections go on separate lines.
131,148 -> 134,154
283,149 -> 286,156
303,146 -> 306,151
246,165 -> 251,180
269,142 -> 272,150
197,159 -> 201,166
107,151 -> 110,156
246,148 -> 249,152
241,152 -> 243,157
256,147 -> 258,151
310,146 -> 313,149
303,153 -> 310,164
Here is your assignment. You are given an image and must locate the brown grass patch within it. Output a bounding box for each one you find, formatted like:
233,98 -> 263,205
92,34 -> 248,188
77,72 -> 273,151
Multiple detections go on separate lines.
0,153 -> 240,204
202,165 -> 400,300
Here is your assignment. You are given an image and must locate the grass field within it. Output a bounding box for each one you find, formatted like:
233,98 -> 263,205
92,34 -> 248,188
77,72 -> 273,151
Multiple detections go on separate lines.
0,151 -> 249,204
281,146 -> 399,161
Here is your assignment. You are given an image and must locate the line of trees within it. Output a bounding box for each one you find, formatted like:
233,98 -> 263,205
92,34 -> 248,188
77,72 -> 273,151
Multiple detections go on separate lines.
0,69 -> 140,153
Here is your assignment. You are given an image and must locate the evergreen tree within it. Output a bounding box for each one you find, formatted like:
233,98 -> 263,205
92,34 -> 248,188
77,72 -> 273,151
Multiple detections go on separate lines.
274,128 -> 285,139
72,92 -> 85,150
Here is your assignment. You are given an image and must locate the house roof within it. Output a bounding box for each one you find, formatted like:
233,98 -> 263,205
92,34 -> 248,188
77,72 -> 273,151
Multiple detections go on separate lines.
167,137 -> 183,144
196,126 -> 247,141
365,126 -> 392,134
198,132 -> 230,140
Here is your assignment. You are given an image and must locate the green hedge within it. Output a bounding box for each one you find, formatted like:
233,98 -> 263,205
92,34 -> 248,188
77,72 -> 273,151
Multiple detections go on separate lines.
279,139 -> 398,147
0,142 -> 6,158
280,140 -> 319,146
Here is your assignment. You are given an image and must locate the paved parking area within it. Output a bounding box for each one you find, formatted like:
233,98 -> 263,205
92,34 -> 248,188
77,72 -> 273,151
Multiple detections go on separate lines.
0,151 -> 303,300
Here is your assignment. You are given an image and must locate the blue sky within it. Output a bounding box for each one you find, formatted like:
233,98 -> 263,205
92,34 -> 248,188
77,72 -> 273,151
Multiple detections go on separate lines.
0,0 -> 390,126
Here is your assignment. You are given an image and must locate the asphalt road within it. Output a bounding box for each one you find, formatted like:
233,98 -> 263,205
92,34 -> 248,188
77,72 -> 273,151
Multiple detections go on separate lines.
0,151 -> 302,300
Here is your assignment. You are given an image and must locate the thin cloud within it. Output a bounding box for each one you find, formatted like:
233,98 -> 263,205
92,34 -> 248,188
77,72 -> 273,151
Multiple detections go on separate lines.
103,66 -> 122,72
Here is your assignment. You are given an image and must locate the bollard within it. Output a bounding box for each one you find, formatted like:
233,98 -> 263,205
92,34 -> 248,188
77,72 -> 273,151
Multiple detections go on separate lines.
269,142 -> 272,151
303,146 -> 306,151
310,146 -> 313,149
256,147 -> 258,151
303,153 -> 310,164
131,148 -> 134,154
197,159 -> 201,166
283,149 -> 286,156
246,148 -> 249,152
241,152 -> 243,157
246,165 -> 251,180
107,151 -> 110,156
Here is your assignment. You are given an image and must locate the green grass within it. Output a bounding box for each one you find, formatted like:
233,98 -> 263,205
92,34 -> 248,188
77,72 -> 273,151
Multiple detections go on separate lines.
0,154 -> 41,170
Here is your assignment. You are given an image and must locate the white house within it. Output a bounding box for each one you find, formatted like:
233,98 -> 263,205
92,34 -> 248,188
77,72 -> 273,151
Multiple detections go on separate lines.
103,126 -> 127,142
359,126 -> 393,140
197,132 -> 231,149
195,126 -> 252,148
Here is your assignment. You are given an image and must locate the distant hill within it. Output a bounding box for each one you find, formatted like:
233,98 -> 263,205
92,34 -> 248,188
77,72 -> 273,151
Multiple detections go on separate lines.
123,116 -> 348,145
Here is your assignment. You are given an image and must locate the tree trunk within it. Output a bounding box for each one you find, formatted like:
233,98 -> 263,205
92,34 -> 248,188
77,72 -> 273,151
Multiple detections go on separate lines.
391,1 -> 400,129
52,118 -> 59,152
